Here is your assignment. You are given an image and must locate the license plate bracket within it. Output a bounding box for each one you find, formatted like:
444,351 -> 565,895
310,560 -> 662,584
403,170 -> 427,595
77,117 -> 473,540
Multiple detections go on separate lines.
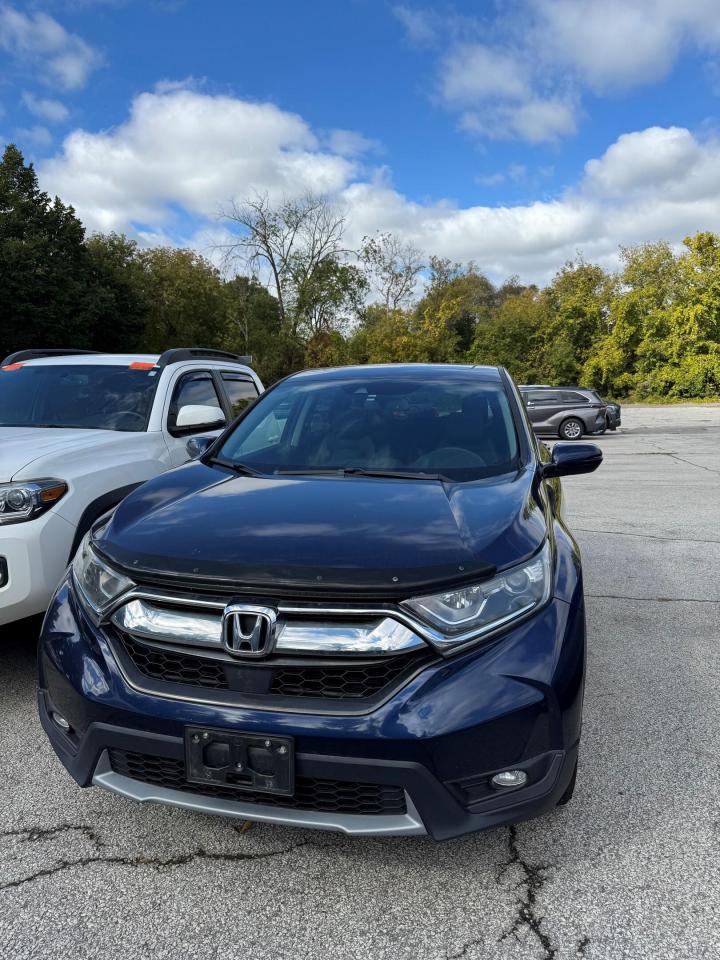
185,727 -> 294,796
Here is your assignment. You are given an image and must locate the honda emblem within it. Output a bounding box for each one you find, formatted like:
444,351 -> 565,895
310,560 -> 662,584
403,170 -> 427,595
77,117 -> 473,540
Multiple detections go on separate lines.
222,604 -> 278,659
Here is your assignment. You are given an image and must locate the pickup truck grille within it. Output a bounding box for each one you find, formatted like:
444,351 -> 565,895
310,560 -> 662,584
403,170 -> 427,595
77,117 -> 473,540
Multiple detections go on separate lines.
115,630 -> 427,702
109,749 -> 407,815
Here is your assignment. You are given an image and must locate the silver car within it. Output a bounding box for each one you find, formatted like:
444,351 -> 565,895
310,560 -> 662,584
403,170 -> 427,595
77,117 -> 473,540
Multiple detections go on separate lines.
519,386 -> 607,440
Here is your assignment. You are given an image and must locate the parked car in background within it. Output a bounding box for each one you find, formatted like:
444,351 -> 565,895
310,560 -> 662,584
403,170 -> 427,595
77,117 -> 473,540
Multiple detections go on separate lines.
0,348 -> 263,627
587,390 -> 622,431
519,385 -> 609,440
39,363 -> 602,840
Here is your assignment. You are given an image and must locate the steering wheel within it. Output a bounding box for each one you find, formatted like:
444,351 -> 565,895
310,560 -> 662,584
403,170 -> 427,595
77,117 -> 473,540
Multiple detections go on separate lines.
414,446 -> 487,469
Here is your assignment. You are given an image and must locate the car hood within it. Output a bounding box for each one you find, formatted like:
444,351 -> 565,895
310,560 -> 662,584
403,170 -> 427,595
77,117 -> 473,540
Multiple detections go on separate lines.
0,427 -> 117,481
100,462 -> 548,596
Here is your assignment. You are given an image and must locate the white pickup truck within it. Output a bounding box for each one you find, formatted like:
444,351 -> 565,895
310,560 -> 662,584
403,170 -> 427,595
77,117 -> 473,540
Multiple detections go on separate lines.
0,348 -> 264,626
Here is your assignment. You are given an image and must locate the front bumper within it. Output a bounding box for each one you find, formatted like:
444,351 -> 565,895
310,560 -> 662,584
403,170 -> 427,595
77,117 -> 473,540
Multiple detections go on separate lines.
39,580 -> 585,840
0,511 -> 74,626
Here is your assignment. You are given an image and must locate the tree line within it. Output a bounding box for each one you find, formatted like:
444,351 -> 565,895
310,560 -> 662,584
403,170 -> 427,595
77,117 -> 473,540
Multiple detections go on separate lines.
2,144 -> 719,399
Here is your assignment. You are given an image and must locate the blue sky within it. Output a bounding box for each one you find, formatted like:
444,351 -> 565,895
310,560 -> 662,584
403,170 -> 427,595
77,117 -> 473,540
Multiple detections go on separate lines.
3,0 -> 720,282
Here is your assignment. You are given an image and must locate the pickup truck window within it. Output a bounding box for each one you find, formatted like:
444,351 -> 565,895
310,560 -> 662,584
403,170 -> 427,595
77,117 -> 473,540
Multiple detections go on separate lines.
221,373 -> 258,418
0,364 -> 159,431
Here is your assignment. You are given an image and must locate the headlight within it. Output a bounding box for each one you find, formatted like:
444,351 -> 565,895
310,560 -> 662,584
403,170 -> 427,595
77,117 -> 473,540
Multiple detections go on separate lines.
72,531 -> 134,618
0,479 -> 67,525
403,542 -> 552,650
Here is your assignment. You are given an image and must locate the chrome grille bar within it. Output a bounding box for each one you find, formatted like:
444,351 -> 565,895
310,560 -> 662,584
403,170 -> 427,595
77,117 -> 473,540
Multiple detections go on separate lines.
111,597 -> 427,655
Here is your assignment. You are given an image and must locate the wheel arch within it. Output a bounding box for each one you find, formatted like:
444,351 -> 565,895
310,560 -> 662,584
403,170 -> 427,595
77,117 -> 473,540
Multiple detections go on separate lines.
68,482 -> 143,561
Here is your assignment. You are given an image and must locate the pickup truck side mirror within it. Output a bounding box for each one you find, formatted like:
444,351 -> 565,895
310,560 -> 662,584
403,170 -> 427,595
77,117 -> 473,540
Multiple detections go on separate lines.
175,404 -> 226,431
541,442 -> 602,478
186,435 -> 216,460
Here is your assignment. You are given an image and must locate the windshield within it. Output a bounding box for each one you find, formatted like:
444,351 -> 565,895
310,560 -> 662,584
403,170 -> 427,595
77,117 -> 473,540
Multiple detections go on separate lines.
0,364 -> 159,431
216,374 -> 520,481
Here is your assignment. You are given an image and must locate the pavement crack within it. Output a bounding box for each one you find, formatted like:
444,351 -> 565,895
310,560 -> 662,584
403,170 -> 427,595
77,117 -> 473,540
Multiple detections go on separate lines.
1,823 -> 105,849
665,452 -> 720,475
587,593 -> 720,603
0,839 -> 313,892
576,935 -> 591,957
498,825 -> 557,960
574,527 -> 720,546
446,936 -> 485,959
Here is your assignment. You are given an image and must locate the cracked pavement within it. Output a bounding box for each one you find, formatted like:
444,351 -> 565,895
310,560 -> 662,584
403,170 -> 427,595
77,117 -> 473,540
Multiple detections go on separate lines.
1,404 -> 719,959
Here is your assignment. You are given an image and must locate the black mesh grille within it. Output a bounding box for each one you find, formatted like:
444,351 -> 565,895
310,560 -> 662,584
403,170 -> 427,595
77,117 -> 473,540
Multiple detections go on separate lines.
269,659 -> 417,698
109,749 -> 407,815
117,633 -> 421,700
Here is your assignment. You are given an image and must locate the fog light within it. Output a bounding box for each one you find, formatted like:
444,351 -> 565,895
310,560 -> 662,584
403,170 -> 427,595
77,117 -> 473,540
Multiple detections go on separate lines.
51,712 -> 71,732
0,557 -> 7,588
491,769 -> 528,789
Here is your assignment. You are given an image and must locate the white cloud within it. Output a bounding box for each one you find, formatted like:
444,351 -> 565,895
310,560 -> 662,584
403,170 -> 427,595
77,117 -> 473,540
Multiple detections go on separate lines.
41,89 -> 357,232
38,88 -> 720,283
22,92 -> 70,123
534,0 -> 720,91
584,127 -> 704,196
326,129 -> 381,157
460,97 -> 577,143
15,124 -> 53,147
392,5 -> 437,47
398,1 -> 720,143
0,5 -> 102,90
440,45 -> 529,104
476,172 -> 506,187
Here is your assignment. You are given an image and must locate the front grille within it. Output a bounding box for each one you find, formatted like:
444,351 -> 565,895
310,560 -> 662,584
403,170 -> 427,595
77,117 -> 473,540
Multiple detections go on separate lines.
117,632 -> 422,700
109,749 -> 407,815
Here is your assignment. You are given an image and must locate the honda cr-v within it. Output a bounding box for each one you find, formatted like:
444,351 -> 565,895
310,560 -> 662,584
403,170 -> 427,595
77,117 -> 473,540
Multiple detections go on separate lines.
39,364 -> 601,840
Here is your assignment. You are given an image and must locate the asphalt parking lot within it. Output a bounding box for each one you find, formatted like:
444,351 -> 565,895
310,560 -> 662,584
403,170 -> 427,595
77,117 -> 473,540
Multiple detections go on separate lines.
1,404 -> 719,960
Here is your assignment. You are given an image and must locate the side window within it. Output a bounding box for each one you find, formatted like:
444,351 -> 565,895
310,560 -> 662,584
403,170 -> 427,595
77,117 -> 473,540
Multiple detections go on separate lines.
168,371 -> 224,435
221,373 -> 259,418
528,391 -> 561,404
560,391 -> 589,404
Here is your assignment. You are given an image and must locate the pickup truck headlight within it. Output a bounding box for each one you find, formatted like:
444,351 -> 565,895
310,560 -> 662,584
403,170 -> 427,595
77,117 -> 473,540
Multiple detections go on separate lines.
0,479 -> 67,525
72,531 -> 134,618
403,542 -> 552,649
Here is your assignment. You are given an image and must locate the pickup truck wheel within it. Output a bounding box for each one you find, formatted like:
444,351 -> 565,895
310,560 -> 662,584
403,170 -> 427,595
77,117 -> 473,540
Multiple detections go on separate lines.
559,417 -> 584,441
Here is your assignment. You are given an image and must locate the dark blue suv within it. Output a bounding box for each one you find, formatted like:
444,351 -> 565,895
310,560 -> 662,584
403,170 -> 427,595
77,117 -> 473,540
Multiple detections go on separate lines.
38,364 -> 601,840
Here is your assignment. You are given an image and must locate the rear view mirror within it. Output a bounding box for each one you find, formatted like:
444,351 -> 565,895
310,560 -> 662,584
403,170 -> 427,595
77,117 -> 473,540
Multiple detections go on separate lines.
542,442 -> 602,478
186,435 -> 215,459
176,404 -> 226,431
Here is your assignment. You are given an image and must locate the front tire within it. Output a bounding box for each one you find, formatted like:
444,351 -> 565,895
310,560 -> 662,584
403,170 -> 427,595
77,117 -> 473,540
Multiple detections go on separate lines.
559,417 -> 584,441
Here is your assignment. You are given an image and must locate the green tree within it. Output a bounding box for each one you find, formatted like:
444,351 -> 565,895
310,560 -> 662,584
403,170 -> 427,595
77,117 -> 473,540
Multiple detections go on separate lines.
417,259 -> 497,353
83,233 -> 148,353
138,248 -> 227,352
469,288 -> 543,381
536,260 -> 612,384
0,144 -> 93,356
221,275 -> 287,383
294,257 -> 367,339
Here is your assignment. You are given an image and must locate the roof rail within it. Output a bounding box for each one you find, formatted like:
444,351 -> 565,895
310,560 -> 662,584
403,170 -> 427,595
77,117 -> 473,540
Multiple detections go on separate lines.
1,348 -> 101,366
156,348 -> 253,368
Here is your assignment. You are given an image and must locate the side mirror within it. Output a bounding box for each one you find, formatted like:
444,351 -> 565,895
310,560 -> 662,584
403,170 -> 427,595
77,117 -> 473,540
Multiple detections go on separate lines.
542,442 -> 602,478
186,435 -> 216,460
175,404 -> 226,431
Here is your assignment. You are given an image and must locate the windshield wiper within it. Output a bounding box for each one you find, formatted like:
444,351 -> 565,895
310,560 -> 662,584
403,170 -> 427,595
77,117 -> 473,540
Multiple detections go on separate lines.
274,467 -> 451,481
342,467 -> 452,481
207,457 -> 261,477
